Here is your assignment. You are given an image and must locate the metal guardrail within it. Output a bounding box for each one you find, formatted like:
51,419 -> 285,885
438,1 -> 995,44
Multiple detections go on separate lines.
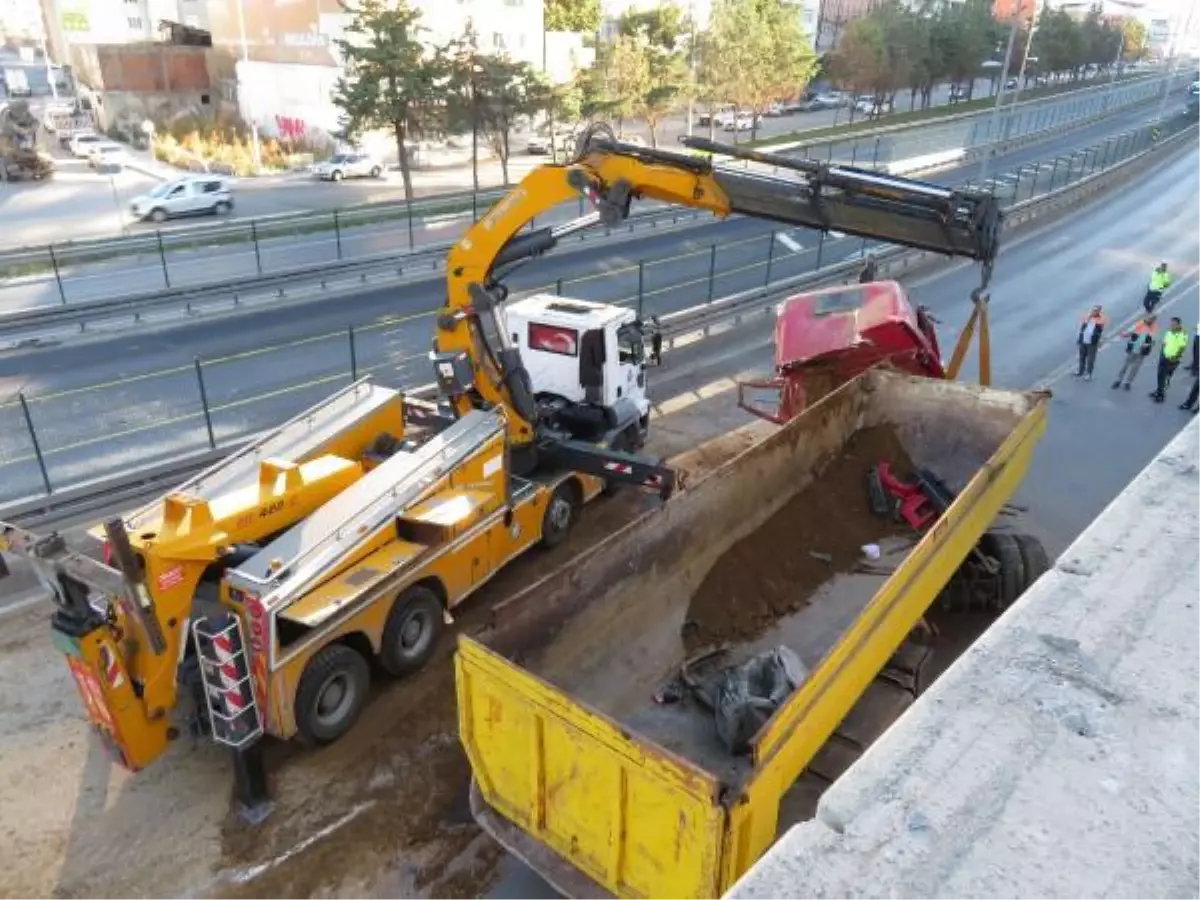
1,117 -> 1192,529
0,205 -> 705,340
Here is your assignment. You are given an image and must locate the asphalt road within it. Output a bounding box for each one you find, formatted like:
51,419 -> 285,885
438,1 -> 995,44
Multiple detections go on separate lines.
0,106 -> 1190,503
0,118 -> 1196,900
1,71 -> 1182,314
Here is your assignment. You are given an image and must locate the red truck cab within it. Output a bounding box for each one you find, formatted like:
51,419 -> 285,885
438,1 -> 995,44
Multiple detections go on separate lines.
739,280 -> 944,423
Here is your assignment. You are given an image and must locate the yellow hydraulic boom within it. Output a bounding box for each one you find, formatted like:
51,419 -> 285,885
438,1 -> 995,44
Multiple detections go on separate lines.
431,124 -> 1001,475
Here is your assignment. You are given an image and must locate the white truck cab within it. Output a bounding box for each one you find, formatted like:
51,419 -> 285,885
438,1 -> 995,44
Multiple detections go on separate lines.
504,294 -> 652,447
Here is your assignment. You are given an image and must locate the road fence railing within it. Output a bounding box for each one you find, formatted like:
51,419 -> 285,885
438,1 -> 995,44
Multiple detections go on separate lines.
0,115 -> 1194,526
0,67 -> 1189,312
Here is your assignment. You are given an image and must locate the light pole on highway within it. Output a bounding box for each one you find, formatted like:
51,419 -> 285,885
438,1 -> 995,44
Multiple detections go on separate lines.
1153,2 -> 1196,122
979,15 -> 1021,181
686,0 -> 697,137
233,0 -> 263,174
1008,0 -> 1040,110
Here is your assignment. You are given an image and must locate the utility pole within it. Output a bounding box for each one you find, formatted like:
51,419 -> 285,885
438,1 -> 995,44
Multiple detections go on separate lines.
234,0 -> 263,174
1008,0 -> 1040,109
979,15 -> 1020,181
1153,1 -> 1196,122
686,0 -> 697,137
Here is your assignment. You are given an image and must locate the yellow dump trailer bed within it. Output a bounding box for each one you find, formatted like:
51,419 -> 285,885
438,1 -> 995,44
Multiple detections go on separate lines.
455,369 -> 1049,898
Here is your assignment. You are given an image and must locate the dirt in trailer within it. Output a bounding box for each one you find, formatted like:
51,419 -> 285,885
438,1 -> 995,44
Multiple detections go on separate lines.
682,425 -> 918,654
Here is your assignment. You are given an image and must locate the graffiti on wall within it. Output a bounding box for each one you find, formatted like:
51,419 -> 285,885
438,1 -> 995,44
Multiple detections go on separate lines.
274,115 -> 308,139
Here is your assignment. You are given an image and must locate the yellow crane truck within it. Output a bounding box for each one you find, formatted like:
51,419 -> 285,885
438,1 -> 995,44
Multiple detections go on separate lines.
2,124 -> 1010,819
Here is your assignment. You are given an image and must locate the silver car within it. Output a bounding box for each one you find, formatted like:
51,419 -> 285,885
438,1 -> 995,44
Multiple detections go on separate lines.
129,177 -> 234,223
312,153 -> 384,181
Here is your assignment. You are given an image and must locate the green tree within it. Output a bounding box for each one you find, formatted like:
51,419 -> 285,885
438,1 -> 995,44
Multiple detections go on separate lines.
476,56 -> 546,184
444,25 -> 486,191
545,0 -> 601,33
332,0 -> 444,200
935,0 -> 992,98
617,3 -> 688,147
702,0 -> 818,141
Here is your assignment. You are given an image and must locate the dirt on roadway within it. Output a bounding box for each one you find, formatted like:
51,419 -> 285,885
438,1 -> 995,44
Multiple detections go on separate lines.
0,385 -> 759,898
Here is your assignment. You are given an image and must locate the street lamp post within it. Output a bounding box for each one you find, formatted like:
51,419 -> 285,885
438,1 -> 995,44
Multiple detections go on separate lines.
233,0 -> 263,173
979,15 -> 1021,181
1008,0 -> 1041,110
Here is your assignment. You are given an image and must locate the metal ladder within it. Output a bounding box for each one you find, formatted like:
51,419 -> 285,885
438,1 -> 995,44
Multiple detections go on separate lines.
192,612 -> 263,749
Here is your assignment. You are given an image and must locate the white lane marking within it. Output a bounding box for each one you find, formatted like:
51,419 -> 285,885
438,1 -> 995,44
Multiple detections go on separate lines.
220,801 -> 376,885
776,232 -> 803,253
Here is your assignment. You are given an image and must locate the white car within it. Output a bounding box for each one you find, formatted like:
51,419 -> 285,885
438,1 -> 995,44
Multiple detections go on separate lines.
311,152 -> 384,182
87,142 -> 130,169
723,114 -> 755,132
527,127 -> 576,155
68,132 -> 104,157
854,95 -> 891,117
617,134 -> 647,147
129,177 -> 234,223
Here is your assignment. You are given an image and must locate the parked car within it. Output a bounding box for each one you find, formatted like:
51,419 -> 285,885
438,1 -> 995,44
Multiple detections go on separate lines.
1005,77 -> 1019,90
762,101 -> 785,117
723,113 -> 755,132
617,134 -> 647,147
129,176 -> 234,223
311,152 -> 384,182
526,127 -> 575,155
68,132 -> 104,157
854,95 -> 891,117
87,142 -> 130,169
698,104 -> 735,127
814,92 -> 848,109
949,83 -> 970,101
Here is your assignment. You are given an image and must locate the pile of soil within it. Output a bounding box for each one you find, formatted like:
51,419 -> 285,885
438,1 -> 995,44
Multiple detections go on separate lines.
682,425 -> 918,653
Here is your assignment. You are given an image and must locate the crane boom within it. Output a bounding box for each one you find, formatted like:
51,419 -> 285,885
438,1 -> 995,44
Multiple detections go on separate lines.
434,124 -> 1003,469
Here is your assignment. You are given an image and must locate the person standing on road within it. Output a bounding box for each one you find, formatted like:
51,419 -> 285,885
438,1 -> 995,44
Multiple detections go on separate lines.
1180,377 -> 1199,414
649,316 -> 663,367
1150,317 -> 1189,403
1189,323 -> 1199,377
1074,304 -> 1107,381
1143,261 -> 1172,313
858,254 -> 878,284
1111,313 -> 1157,390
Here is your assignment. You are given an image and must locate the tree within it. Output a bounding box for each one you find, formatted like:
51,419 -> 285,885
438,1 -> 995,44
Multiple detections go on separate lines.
333,0 -> 444,200
935,0 -> 992,98
545,0 -> 601,33
1122,18 -> 1148,61
476,56 -> 546,185
701,0 -> 818,141
444,26 -> 486,191
617,3 -> 688,147
597,35 -> 651,135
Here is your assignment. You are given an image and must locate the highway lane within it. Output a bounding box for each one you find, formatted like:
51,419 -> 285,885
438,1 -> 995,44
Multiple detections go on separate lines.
0,109 -> 1188,502
7,93 -> 1200,900
2,74 -> 1182,314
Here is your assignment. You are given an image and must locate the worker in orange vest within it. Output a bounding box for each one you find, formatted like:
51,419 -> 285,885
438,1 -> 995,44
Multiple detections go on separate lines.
1075,305 -> 1108,381
1111,313 -> 1157,391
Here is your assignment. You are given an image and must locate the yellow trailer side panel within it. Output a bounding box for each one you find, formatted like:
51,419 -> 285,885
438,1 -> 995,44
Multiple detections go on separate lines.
457,370 -> 1049,899
457,640 -> 727,898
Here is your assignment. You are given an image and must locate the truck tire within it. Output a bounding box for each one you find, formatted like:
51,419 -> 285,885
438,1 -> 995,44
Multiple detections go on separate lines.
983,532 -> 1025,612
540,480 -> 579,549
150,207 -> 168,223
294,643 -> 370,745
379,585 -> 444,676
1013,532 -> 1051,592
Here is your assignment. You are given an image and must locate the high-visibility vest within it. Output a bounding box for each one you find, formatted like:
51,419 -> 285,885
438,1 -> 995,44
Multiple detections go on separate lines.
1149,270 -> 1172,292
1126,321 -> 1156,355
1163,330 -> 1188,360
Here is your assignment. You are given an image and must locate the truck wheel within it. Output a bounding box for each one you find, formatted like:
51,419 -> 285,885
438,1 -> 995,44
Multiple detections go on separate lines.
1013,533 -> 1051,592
294,643 -> 370,745
540,480 -> 579,549
150,207 -> 168,223
379,585 -> 444,676
983,532 -> 1025,612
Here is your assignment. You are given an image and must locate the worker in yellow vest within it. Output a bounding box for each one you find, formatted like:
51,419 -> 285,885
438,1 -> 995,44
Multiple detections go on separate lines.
1150,317 -> 1189,403
1143,262 -> 1172,313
